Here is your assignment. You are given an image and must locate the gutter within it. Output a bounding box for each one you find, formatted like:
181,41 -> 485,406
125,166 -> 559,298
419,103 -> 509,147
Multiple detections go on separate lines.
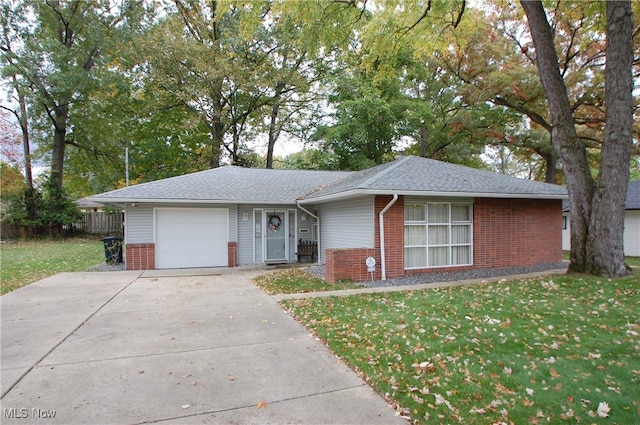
298,189 -> 568,204
296,202 -> 321,263
379,194 -> 398,280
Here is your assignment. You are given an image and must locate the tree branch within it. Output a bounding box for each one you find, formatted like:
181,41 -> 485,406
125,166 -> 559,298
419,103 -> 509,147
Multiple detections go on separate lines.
492,96 -> 551,131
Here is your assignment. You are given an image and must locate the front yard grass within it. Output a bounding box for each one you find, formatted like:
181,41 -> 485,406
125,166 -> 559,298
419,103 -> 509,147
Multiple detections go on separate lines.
0,237 -> 105,295
279,265 -> 640,424
253,267 -> 362,294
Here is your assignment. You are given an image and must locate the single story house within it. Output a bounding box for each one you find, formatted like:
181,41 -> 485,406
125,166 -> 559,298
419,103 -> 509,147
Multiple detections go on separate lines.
89,155 -> 568,282
562,180 -> 640,257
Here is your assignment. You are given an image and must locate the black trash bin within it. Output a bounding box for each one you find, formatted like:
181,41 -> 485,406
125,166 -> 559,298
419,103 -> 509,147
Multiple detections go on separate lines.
101,236 -> 123,264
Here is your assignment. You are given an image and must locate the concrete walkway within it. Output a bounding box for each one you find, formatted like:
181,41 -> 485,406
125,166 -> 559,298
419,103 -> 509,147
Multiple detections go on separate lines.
1,267 -> 406,425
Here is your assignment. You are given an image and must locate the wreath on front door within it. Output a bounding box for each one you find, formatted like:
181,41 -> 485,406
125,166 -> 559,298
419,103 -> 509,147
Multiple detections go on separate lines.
268,215 -> 281,231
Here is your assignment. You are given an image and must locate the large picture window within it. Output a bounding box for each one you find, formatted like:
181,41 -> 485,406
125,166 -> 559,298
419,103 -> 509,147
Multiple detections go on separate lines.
404,202 -> 472,269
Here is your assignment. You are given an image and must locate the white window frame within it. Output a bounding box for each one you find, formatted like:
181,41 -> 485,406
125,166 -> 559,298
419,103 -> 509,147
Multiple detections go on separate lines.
404,202 -> 473,269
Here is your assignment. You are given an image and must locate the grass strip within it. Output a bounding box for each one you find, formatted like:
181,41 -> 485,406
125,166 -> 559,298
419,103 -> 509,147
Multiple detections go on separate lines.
253,267 -> 362,294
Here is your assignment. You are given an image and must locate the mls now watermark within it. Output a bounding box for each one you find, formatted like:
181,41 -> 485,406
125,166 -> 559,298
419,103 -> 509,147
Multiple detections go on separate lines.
4,408 -> 57,419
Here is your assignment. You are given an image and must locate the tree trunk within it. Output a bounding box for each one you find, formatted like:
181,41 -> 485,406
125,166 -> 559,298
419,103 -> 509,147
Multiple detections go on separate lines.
521,0 -> 595,273
14,78 -> 37,227
50,103 -> 69,190
521,0 -> 633,277
210,120 -> 222,169
266,81 -> 285,169
210,91 -> 223,168
419,126 -> 429,157
533,138 -> 558,184
585,1 -> 633,277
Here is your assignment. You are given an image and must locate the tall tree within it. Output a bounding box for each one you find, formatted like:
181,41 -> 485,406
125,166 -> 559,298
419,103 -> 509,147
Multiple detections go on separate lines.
521,0 -> 634,277
0,1 -> 141,190
313,64 -> 409,169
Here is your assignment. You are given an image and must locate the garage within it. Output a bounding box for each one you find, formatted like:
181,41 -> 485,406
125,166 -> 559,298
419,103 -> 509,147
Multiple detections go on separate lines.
155,208 -> 228,269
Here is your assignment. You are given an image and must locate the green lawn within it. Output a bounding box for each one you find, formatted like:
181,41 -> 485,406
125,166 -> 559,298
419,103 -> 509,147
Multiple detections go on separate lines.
0,237 -> 106,295
253,267 -> 362,294
279,265 -> 640,424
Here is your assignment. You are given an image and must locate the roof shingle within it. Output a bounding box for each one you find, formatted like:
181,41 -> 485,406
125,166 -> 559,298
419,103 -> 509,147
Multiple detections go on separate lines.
301,156 -> 567,201
90,166 -> 351,204
89,156 -> 568,205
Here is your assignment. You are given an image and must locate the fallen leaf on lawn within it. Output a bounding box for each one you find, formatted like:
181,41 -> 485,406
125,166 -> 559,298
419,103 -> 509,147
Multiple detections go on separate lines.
434,393 -> 458,413
484,316 -> 501,325
596,402 -> 610,418
549,369 -> 561,378
410,394 -> 424,404
495,383 -> 515,395
257,400 -> 267,409
560,409 -> 574,419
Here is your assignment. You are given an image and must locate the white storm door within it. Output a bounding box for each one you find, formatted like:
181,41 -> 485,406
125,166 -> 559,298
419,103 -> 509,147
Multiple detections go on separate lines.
264,211 -> 287,261
155,208 -> 228,269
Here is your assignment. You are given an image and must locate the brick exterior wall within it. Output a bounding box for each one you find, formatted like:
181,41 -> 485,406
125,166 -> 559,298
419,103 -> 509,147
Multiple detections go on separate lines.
473,198 -> 563,268
374,195 -> 405,279
324,196 -> 563,283
125,242 -> 238,270
125,243 -> 155,270
325,248 -> 378,283
228,242 -> 238,267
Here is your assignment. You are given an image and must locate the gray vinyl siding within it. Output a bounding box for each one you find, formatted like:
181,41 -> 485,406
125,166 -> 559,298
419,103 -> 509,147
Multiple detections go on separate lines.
125,205 -> 154,243
124,203 -> 237,244
237,205 -> 256,264
317,196 -> 375,261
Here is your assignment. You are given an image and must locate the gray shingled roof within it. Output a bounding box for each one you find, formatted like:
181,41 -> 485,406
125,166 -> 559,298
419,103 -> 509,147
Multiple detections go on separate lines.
300,156 -> 567,202
89,156 -> 568,205
90,166 -> 352,204
563,180 -> 639,212
626,180 -> 640,209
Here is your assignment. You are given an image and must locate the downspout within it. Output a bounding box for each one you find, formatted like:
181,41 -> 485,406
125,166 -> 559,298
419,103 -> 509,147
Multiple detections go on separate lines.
296,202 -> 320,263
379,194 -> 398,280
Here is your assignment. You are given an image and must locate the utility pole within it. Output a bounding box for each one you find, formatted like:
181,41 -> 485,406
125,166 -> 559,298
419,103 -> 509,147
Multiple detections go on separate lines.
125,147 -> 129,187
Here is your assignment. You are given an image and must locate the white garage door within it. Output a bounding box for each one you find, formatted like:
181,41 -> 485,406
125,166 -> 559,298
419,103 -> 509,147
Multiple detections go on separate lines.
155,208 -> 228,269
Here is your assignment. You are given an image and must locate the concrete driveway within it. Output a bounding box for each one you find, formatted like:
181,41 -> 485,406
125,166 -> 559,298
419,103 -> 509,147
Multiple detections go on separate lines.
1,267 -> 405,425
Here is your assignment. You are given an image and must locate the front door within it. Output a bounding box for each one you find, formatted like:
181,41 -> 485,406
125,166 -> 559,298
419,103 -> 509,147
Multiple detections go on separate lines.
264,211 -> 287,261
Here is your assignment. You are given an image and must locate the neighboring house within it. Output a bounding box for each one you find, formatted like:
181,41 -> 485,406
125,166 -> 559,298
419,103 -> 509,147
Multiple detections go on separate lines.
562,180 -> 640,257
88,155 -> 568,282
